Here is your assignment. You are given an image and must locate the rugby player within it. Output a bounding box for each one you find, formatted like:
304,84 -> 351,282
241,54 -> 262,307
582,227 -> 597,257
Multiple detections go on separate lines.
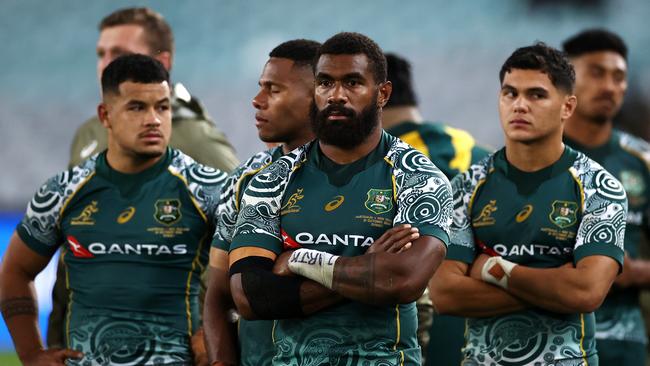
49,8 -> 239,358
430,42 -> 626,365
203,39 -> 321,366
563,29 -> 650,365
0,54 -> 226,366
227,32 -> 451,365
383,52 -> 491,365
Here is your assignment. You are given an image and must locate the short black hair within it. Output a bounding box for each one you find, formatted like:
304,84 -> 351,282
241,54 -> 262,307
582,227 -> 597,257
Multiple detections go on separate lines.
385,53 -> 417,107
269,39 -> 321,68
101,54 -> 169,96
317,32 -> 387,83
562,28 -> 627,60
499,42 -> 575,94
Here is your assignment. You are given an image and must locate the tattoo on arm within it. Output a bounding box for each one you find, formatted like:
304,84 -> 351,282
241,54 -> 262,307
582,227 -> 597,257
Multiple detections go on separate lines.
332,255 -> 377,302
1,297 -> 37,320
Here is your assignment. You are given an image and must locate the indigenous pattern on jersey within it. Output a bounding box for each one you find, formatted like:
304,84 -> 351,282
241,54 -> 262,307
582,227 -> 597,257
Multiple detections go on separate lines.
448,147 -> 626,366
566,130 -> 650,346
213,146 -> 283,250
18,148 -> 226,365
231,131 -> 453,366
211,146 -> 283,366
387,121 -> 490,179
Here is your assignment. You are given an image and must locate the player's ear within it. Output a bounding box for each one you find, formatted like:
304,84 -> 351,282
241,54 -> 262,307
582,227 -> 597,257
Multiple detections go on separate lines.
561,94 -> 577,121
377,81 -> 392,108
97,103 -> 111,129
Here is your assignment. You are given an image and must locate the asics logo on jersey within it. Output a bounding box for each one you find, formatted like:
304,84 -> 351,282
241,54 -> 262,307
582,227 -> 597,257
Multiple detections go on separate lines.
515,205 -> 533,223
70,201 -> 99,226
117,206 -> 136,224
87,242 -> 188,256
473,200 -> 497,227
294,232 -> 373,247
324,195 -> 345,212
492,243 -> 571,257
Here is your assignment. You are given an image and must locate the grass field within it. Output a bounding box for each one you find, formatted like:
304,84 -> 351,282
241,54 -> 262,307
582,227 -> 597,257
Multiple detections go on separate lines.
0,352 -> 20,365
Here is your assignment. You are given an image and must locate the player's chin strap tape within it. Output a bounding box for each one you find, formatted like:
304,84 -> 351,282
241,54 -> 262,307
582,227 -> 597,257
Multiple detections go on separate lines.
230,256 -> 304,319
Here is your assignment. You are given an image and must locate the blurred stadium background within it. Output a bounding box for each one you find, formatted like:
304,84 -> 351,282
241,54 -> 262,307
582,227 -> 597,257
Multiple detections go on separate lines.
1,0 -> 650,361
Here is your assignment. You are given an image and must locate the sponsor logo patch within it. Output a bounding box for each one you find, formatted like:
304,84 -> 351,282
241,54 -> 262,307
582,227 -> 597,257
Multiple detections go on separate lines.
67,235 -> 94,258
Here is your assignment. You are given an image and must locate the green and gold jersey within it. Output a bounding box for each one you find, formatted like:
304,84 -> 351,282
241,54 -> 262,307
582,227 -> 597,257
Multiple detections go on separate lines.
17,148 -> 226,365
386,121 -> 491,179
448,146 -> 626,365
566,130 -> 650,345
231,131 -> 453,366
211,145 -> 283,366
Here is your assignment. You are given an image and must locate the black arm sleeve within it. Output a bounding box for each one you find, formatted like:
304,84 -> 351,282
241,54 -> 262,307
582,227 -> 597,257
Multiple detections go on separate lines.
230,256 -> 304,319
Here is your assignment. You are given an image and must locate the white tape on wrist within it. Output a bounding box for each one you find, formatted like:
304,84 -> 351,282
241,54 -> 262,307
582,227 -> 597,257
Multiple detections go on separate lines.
288,248 -> 339,289
481,256 -> 517,289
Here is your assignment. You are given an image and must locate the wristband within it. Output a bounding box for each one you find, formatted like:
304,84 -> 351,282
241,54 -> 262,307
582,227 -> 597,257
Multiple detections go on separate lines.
288,248 -> 339,289
481,256 -> 517,289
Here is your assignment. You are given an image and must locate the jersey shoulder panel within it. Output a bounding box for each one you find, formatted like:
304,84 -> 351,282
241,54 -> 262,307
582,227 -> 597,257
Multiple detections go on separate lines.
19,157 -> 99,254
214,148 -> 279,245
167,149 -> 228,221
232,142 -> 311,247
617,129 -> 650,170
386,135 -> 453,243
570,152 -> 627,256
449,154 -> 495,252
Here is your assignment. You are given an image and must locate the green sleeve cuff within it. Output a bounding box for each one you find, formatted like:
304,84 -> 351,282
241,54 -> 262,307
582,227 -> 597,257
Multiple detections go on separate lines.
211,237 -> 230,251
418,225 -> 450,248
230,233 -> 283,255
16,224 -> 58,258
574,243 -> 624,273
446,244 -> 476,264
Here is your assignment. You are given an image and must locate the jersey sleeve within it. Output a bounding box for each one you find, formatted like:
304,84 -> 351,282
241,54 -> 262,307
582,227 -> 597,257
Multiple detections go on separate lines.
445,168 -> 480,263
212,150 -> 275,251
230,144 -> 310,255
17,172 -> 72,257
169,150 -> 228,236
572,161 -> 627,268
392,147 -> 453,246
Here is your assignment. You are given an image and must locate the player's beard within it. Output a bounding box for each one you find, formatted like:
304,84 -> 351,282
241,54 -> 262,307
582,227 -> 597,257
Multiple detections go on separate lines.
310,97 -> 379,149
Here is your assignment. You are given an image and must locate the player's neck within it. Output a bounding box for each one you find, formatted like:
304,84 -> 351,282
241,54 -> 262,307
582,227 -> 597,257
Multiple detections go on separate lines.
106,148 -> 164,174
319,126 -> 382,165
564,115 -> 612,148
382,106 -> 423,129
282,129 -> 315,154
505,136 -> 565,173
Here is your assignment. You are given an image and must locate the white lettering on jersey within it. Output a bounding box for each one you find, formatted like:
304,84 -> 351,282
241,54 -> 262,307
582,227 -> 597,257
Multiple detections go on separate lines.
87,242 -> 187,255
295,232 -> 374,247
492,243 -> 572,257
